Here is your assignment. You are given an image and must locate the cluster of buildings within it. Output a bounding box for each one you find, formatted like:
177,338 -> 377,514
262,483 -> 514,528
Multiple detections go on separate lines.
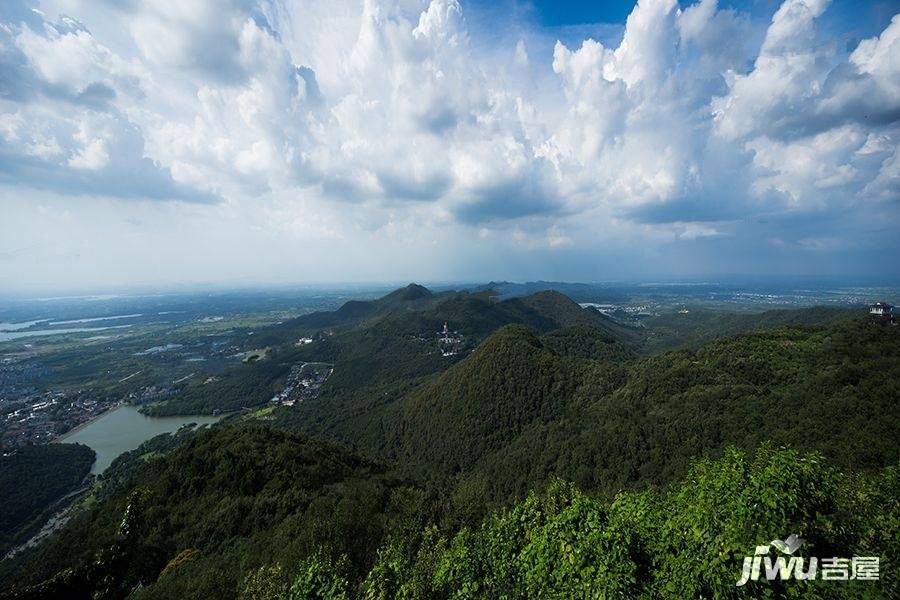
438,322 -> 464,357
0,356 -> 47,401
869,302 -> 895,324
415,322 -> 465,356
1,390 -> 116,447
271,363 -> 333,406
580,303 -> 654,320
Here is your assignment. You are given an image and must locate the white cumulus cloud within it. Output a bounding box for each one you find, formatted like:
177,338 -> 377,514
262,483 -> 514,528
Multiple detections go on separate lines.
0,0 -> 897,287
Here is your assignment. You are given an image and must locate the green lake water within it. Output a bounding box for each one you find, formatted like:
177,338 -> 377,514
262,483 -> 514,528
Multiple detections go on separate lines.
56,405 -> 221,473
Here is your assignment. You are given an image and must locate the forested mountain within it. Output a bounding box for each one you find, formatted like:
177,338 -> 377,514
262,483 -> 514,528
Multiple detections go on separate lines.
0,443 -> 95,555
540,323 -> 636,361
2,286 -> 897,599
357,445 -> 899,599
442,318 -> 899,504
3,435 -> 896,599
145,284 -> 860,418
1,427 -> 429,599
641,305 -> 857,353
266,291 -> 896,503
263,283 -> 441,336
266,290 -> 638,452
391,325 -> 587,481
366,316 -> 899,508
145,286 -> 636,417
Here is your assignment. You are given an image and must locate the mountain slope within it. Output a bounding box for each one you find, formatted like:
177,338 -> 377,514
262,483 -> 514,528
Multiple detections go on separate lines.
391,325 -> 586,478
515,290 -> 645,345
376,283 -> 433,304
641,305 -> 856,353
386,317 -> 900,504
354,446 -> 899,599
151,286 -> 644,418
3,314 -> 898,599
540,324 -> 636,361
260,283 -> 441,341
1,426 -> 427,600
0,444 -> 95,555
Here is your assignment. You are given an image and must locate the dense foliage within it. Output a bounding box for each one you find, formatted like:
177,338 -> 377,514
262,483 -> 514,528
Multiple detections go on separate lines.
353,446 -> 898,599
377,318 -> 900,507
222,446 -> 900,599
0,443 -> 94,553
540,324 -> 636,361
270,300 -> 898,515
391,325 -> 588,481
640,306 -> 856,353
147,288 -> 635,417
1,427 -> 430,599
2,287 -> 897,599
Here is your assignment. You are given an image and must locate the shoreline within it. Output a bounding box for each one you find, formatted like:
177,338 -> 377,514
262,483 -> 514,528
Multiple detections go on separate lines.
53,405 -> 225,475
54,404 -> 229,444
53,403 -> 124,443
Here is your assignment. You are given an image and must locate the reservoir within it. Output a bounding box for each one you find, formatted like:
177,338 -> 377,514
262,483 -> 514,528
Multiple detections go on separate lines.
56,405 -> 221,474
0,324 -> 132,342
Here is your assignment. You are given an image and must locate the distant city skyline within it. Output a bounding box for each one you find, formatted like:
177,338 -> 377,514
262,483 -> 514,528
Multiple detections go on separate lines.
1,0 -> 898,290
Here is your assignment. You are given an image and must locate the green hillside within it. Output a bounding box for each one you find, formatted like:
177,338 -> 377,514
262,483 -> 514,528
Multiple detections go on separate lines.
354,445 -> 899,599
540,324 -> 636,361
275,308 -> 897,511
391,325 -> 585,480
380,316 -> 900,506
641,305 -> 857,353
1,427 -> 428,600
5,290 -> 895,599
0,443 -> 95,554
4,437 -> 896,599
146,285 -> 642,417
258,283 -> 441,340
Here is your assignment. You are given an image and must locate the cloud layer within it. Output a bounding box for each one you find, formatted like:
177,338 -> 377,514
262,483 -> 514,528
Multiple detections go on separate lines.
0,0 -> 898,288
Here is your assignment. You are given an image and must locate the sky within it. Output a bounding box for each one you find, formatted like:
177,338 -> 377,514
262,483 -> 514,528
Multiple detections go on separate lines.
0,0 -> 898,292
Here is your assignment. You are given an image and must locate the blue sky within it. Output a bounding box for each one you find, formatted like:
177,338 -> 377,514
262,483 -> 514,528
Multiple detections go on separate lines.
521,0 -> 895,29
523,0 -> 641,25
0,0 -> 898,291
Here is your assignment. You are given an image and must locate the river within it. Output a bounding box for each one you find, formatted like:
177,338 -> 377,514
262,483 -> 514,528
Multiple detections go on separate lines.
55,405 -> 221,473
